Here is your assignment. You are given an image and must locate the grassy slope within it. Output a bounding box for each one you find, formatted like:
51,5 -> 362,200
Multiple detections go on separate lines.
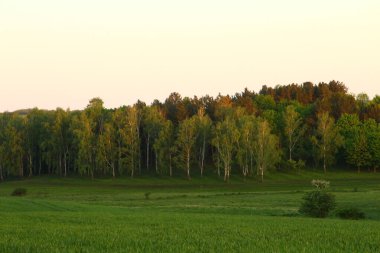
0,171 -> 380,252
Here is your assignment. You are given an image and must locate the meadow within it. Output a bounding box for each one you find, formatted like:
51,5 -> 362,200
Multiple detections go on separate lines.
0,171 -> 380,252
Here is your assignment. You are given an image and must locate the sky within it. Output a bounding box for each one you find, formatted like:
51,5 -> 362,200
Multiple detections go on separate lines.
1,0 -> 379,111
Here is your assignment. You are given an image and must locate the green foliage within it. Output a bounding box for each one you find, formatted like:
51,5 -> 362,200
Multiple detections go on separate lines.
253,119 -> 280,181
194,108 -> 212,176
154,120 -> 176,176
236,115 -> 257,177
176,116 -> 198,179
0,83 -> 380,180
283,105 -> 306,161
364,119 -> 380,172
312,112 -> 343,172
336,207 -> 365,220
281,159 -> 305,171
212,116 -> 240,181
299,190 -> 336,218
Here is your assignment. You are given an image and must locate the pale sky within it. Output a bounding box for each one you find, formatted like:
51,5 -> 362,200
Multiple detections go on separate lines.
1,0 -> 379,111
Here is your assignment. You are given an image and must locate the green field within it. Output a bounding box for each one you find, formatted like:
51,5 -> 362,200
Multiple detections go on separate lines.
1,171 -> 380,252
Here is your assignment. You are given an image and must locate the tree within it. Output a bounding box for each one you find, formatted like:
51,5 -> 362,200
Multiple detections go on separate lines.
113,106 -> 141,177
142,106 -> 165,173
337,114 -> 361,167
283,105 -> 305,161
212,117 -> 240,182
236,115 -> 256,178
113,107 -> 128,176
124,106 -> 141,177
195,107 -> 212,177
357,93 -> 370,119
347,129 -> 371,173
164,92 -> 187,124
50,108 -> 71,176
24,108 -> 50,177
176,116 -> 198,179
84,98 -> 106,178
153,120 -> 176,176
339,115 -> 372,173
252,119 -> 280,182
364,119 -> 380,173
74,112 -> 94,178
98,122 -> 117,177
3,114 -> 25,177
312,112 -> 342,173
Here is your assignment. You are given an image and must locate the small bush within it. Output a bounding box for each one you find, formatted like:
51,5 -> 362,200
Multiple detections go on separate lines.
299,190 -> 335,218
336,208 -> 365,220
281,160 -> 305,171
311,179 -> 330,190
144,192 -> 151,200
11,188 -> 27,196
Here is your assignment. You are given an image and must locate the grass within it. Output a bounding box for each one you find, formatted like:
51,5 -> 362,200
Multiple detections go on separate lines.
0,170 -> 380,252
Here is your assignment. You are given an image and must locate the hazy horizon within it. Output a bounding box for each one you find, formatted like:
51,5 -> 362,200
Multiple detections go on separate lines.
1,0 -> 379,111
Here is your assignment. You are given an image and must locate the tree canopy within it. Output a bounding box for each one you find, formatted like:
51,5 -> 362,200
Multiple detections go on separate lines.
0,81 -> 379,180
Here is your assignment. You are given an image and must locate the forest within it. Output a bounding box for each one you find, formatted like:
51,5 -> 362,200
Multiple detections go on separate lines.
0,80 -> 379,181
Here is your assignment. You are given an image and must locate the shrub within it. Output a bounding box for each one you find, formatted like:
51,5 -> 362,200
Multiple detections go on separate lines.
299,190 -> 336,218
11,188 -> 27,196
336,208 -> 365,220
144,192 -> 151,200
280,160 -> 305,171
311,179 -> 330,190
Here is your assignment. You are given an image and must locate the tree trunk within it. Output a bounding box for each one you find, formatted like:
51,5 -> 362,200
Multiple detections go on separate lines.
118,140 -> 122,174
260,166 -> 264,182
20,160 -> 24,177
217,147 -> 221,177
146,134 -> 150,171
155,153 -> 158,174
289,146 -> 292,161
38,157 -> 42,175
131,146 -> 135,176
59,153 -> 62,176
137,124 -> 141,174
201,137 -> 205,177
64,152 -> 67,177
224,165 -> 227,182
187,150 -> 191,180
323,147 -> 326,173
28,154 -> 33,177
169,154 -> 172,177
0,164 -> 3,181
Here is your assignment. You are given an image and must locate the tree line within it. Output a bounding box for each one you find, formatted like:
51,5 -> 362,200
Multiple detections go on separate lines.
0,81 -> 379,181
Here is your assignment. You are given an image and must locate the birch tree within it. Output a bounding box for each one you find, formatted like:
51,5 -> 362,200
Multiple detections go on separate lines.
237,115 -> 256,178
177,116 -> 197,179
154,120 -> 176,176
124,106 -> 140,177
212,117 -> 239,182
253,119 -> 279,182
312,112 -> 342,173
195,107 -> 212,177
142,106 -> 165,172
283,105 -> 305,161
